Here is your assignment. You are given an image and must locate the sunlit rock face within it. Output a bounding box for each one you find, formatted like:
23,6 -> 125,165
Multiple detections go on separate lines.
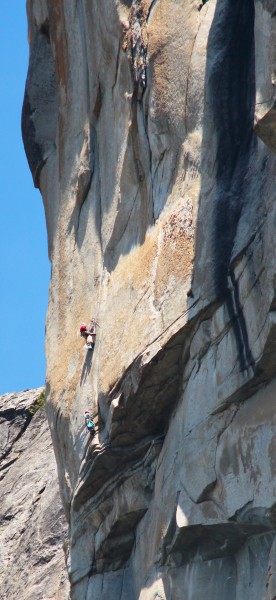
23,1 -> 276,598
0,389 -> 69,600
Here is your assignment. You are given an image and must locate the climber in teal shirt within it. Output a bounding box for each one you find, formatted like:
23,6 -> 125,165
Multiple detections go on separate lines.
84,410 -> 95,437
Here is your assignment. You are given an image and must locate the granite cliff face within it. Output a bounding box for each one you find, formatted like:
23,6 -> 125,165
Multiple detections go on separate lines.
22,1 -> 276,598
0,388 -> 69,600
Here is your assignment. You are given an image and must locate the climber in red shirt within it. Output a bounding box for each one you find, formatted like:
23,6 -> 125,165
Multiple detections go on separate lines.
80,320 -> 96,349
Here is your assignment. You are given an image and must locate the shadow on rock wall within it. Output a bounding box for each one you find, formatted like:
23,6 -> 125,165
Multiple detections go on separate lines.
192,0 -> 257,371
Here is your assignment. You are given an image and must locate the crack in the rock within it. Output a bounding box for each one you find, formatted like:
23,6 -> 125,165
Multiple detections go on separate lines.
75,178 -> 92,238
147,0 -> 159,24
210,404 -> 240,498
188,405 -> 240,505
230,220 -> 265,273
133,285 -> 151,312
97,137 -> 104,258
232,263 -> 265,310
113,189 -> 139,249
140,95 -> 154,219
227,270 -> 256,372
0,455 -> 20,473
183,17 -> 203,172
180,482 -> 197,506
198,0 -> 210,11
112,41 -> 121,95
0,408 -> 35,467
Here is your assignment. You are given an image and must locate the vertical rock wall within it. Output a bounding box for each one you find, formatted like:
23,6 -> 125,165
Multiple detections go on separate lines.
22,1 -> 276,598
0,389 -> 69,599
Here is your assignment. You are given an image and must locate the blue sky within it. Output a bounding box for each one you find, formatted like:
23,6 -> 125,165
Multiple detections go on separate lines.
0,6 -> 50,394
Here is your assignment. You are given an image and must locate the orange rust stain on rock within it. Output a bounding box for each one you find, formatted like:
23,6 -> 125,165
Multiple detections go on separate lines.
113,225 -> 159,289
155,200 -> 194,305
147,1 -> 170,120
155,234 -> 194,306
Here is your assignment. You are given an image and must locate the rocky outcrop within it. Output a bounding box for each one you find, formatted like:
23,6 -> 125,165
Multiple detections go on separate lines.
0,389 -> 69,600
23,1 -> 276,598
